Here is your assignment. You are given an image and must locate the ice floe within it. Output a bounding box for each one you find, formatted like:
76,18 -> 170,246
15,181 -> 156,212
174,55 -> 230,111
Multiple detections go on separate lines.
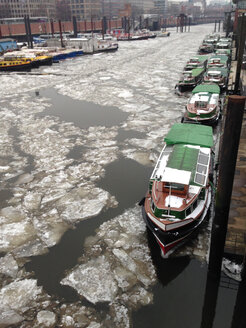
36,310 -> 56,327
61,206 -> 156,327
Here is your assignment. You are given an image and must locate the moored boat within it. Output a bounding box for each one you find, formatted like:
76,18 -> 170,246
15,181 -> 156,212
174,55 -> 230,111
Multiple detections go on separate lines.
215,48 -> 231,56
198,43 -> 214,54
203,66 -> 229,89
177,67 -> 205,91
184,55 -> 208,71
207,55 -> 229,68
182,83 -> 221,126
141,123 -> 214,257
3,54 -> 39,68
0,59 -> 32,71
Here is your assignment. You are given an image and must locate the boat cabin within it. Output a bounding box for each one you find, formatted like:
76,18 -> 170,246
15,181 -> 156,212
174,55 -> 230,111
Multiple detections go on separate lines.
208,55 -> 228,68
184,55 -> 208,71
203,67 -> 228,88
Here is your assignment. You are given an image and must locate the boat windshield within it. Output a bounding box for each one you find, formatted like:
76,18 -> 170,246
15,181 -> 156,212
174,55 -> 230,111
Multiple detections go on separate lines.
164,182 -> 185,192
211,59 -> 220,64
189,58 -> 199,63
208,72 -> 221,78
195,101 -> 207,108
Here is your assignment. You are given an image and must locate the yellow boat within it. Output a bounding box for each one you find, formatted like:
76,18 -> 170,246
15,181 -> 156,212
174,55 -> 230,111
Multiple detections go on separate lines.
4,54 -> 39,68
0,59 -> 32,71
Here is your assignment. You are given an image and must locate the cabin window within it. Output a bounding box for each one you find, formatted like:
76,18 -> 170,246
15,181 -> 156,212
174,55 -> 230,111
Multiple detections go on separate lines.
186,207 -> 191,216
164,183 -> 185,191
193,199 -> 198,209
195,101 -> 207,108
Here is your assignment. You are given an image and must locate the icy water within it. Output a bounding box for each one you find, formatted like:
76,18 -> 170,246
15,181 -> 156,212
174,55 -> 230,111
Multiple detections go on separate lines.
0,24 -> 237,328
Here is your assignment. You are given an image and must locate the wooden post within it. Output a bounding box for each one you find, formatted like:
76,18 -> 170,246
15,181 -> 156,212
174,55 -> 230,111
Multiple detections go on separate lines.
188,17 -> 191,32
218,20 -> 221,32
0,25 -> 2,38
128,17 -> 130,40
24,15 -> 30,47
235,15 -> 246,94
91,16 -> 93,35
50,19 -> 54,37
58,20 -> 64,48
214,20 -> 217,32
226,12 -> 231,37
27,15 -> 33,49
201,96 -> 246,328
102,16 -> 107,39
209,95 -> 246,278
73,16 -> 77,37
176,17 -> 179,32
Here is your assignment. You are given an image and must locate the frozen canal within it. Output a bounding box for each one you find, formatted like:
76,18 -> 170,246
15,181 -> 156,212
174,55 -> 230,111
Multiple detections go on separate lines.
0,24 -> 237,327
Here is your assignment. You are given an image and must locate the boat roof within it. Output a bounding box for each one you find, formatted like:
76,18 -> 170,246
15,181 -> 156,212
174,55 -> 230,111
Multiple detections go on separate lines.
206,66 -> 228,76
189,92 -> 219,105
164,144 -> 210,186
189,55 -> 208,63
191,68 -> 204,76
152,143 -> 211,186
164,123 -> 214,148
216,49 -> 231,54
208,55 -> 228,63
192,83 -> 220,94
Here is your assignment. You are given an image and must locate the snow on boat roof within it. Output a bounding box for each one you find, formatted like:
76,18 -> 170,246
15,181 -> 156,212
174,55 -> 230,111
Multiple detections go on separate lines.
189,55 -> 208,62
207,66 -> 228,76
164,123 -> 214,148
192,83 -> 220,94
189,92 -> 219,105
162,167 -> 191,185
209,55 -> 228,63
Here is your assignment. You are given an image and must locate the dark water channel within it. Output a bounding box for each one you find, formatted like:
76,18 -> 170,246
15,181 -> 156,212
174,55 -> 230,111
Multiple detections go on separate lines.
26,157 -> 153,301
37,87 -> 128,129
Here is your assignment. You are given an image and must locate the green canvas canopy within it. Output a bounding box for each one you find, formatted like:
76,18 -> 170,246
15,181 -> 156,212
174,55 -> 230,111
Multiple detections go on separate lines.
167,144 -> 199,172
164,123 -> 213,148
191,68 -> 204,77
189,55 -> 208,63
192,83 -> 220,94
216,49 -> 231,56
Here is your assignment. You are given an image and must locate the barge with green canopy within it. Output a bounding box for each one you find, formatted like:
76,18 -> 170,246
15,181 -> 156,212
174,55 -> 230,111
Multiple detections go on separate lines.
184,55 -> 208,71
203,66 -> 229,89
207,55 -> 229,68
141,123 -> 213,257
177,67 -> 205,91
183,83 -> 221,126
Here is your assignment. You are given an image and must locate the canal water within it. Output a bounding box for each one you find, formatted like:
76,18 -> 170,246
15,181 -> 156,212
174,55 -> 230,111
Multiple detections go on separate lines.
0,24 -> 238,328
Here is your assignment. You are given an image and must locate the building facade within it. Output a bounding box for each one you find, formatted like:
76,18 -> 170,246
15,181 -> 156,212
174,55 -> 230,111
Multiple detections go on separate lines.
0,0 -> 56,19
0,0 -> 164,21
